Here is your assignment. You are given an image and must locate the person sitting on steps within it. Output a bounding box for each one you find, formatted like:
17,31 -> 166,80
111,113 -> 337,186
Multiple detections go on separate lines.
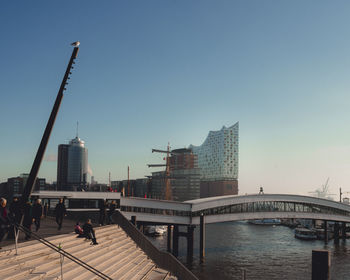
82,219 -> 98,245
74,221 -> 83,235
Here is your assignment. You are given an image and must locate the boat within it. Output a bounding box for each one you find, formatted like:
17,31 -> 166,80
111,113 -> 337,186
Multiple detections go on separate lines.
294,227 -> 317,240
248,219 -> 281,225
145,225 -> 167,236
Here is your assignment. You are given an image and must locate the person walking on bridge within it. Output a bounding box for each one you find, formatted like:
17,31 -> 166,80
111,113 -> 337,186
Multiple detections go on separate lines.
23,201 -> 33,240
55,198 -> 67,230
108,200 -> 116,224
7,197 -> 21,239
32,199 -> 43,232
99,200 -> 107,226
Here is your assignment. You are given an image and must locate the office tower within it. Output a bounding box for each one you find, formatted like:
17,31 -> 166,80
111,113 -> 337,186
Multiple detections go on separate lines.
57,136 -> 88,190
189,122 -> 239,198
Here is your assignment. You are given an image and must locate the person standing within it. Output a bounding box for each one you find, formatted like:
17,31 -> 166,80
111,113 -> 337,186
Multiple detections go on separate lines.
98,200 -> 107,226
23,201 -> 33,240
107,200 -> 116,224
32,199 -> 43,232
55,198 -> 67,230
7,197 -> 21,239
43,203 -> 49,218
0,198 -> 10,248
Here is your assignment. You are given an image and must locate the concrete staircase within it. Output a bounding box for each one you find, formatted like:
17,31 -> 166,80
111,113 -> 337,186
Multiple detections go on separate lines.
0,225 -> 176,280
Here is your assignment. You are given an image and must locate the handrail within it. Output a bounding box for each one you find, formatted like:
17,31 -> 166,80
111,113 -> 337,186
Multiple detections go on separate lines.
112,210 -> 199,280
14,223 -> 113,280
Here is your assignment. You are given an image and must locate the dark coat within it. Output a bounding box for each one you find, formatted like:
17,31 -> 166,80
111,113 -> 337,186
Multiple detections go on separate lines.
23,203 -> 32,225
55,202 -> 66,217
32,204 -> 43,218
0,206 -> 9,226
9,200 -> 21,218
108,203 -> 116,215
82,222 -> 95,239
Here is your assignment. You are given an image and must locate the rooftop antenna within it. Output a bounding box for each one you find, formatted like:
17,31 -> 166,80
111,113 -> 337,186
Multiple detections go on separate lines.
76,121 -> 79,138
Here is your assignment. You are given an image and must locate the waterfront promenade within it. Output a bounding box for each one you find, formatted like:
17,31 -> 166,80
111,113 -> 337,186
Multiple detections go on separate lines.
0,217 -> 176,280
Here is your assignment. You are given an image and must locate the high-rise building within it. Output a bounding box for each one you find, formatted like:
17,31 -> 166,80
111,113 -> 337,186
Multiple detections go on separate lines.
57,136 -> 88,191
189,122 -> 239,198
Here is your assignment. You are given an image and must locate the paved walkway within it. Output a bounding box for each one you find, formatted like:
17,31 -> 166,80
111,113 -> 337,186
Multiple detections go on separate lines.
1,216 -> 93,248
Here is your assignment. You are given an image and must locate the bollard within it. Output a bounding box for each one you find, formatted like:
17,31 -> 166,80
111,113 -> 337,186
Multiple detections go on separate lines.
312,250 -> 330,280
241,269 -> 246,280
200,214 -> 205,263
167,225 -> 172,253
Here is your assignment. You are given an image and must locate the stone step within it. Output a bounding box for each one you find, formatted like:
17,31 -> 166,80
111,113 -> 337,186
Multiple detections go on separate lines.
0,229 -> 128,277
144,268 -> 170,280
96,249 -> 146,278
0,224 -> 177,280
127,260 -> 156,280
66,243 -> 140,280
3,234 -> 123,274
119,258 -> 153,280
40,238 -> 135,279
109,254 -> 149,279
0,224 -> 120,256
0,228 -> 123,267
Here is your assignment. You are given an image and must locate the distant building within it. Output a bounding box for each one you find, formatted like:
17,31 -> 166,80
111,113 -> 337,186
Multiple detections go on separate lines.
190,122 -> 239,198
111,179 -> 149,198
57,136 -> 88,191
150,148 -> 200,201
0,174 -> 46,201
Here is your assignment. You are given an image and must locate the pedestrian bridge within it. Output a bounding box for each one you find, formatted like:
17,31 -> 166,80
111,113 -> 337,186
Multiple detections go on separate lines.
120,194 -> 350,225
32,191 -> 350,225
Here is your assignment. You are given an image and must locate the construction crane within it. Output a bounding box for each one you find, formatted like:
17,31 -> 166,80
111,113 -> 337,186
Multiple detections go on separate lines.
148,144 -> 172,200
308,178 -> 336,200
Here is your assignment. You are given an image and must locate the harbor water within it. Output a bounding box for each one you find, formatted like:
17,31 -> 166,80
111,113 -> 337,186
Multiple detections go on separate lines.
149,221 -> 350,280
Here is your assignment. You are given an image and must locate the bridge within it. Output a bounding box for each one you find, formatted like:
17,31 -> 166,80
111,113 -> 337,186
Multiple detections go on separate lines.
120,193 -> 350,225
32,191 -> 350,262
119,193 -> 350,261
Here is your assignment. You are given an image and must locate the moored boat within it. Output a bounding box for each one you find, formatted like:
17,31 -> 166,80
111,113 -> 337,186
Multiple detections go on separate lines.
145,225 -> 167,236
294,227 -> 317,240
249,219 -> 281,225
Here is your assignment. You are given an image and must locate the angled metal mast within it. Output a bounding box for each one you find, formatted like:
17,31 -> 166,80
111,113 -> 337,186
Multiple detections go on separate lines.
20,44 -> 80,207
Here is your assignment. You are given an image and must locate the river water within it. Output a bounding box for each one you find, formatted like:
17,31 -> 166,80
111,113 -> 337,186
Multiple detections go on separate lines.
148,221 -> 350,280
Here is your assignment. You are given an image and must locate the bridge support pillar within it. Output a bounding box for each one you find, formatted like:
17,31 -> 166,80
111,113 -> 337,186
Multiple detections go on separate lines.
173,225 -> 179,257
324,221 -> 328,244
186,225 -> 194,263
342,222 -> 346,241
167,225 -> 172,253
200,214 -> 205,263
334,223 -> 339,245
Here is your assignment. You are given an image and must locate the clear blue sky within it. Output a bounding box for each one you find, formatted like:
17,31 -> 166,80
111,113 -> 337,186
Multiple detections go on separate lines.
1,0 -> 350,196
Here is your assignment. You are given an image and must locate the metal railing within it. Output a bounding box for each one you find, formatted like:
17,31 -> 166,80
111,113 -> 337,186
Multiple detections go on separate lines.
14,223 -> 113,280
112,210 -> 199,280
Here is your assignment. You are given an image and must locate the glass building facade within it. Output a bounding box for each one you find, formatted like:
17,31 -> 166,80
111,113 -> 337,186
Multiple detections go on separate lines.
57,136 -> 88,190
190,122 -> 239,181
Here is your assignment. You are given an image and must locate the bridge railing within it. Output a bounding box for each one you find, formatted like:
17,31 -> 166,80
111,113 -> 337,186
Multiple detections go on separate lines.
112,210 -> 199,280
